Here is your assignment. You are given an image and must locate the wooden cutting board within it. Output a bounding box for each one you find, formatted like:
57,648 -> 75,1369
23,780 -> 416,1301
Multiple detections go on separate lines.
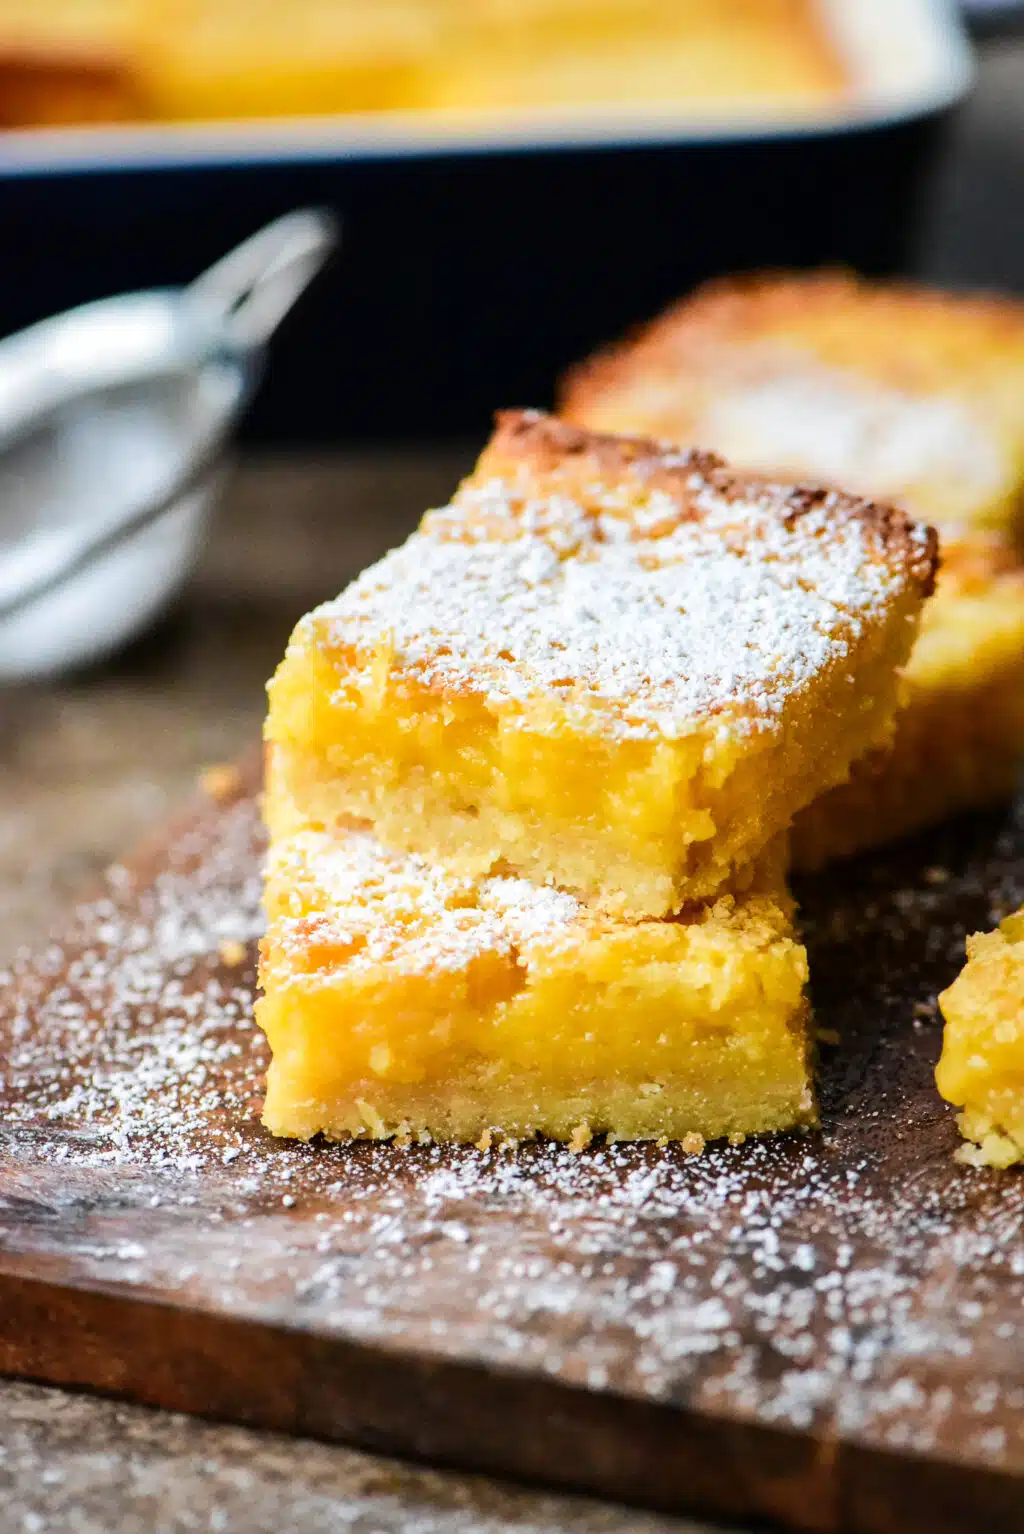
2,762 -> 1024,1534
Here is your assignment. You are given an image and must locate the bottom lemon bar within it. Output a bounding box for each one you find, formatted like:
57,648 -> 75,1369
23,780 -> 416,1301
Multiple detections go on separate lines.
257,827 -> 814,1145
937,909 -> 1024,1169
791,536 -> 1024,871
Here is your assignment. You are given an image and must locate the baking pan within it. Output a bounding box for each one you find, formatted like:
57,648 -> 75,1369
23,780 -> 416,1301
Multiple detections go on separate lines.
0,0 -> 973,441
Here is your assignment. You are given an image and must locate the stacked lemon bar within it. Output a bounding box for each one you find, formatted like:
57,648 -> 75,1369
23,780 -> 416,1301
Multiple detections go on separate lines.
562,271 -> 1024,869
259,411 -> 936,1146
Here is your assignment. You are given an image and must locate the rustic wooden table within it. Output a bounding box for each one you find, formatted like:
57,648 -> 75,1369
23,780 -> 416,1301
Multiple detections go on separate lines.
0,455 -> 724,1534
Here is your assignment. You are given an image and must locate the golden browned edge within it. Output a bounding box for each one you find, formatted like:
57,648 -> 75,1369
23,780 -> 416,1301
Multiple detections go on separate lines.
480,409 -> 939,597
0,52 -> 139,127
559,269 -> 1024,422
938,529 -> 1024,588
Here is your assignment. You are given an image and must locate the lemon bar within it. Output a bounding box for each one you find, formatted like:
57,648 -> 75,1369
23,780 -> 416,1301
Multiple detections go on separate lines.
561,272 -> 1024,536
139,0 -> 440,119
937,909 -> 1024,1169
257,821 -> 814,1144
791,535 -> 1024,870
440,0 -> 843,115
266,411 -> 936,918
0,0 -> 140,126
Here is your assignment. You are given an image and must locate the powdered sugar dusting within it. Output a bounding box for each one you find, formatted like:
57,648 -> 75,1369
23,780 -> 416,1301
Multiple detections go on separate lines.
268,827 -> 592,976
0,795 -> 267,1172
3,790 -> 1024,1483
480,873 -> 583,945
701,363 -> 1006,516
312,463 -> 923,739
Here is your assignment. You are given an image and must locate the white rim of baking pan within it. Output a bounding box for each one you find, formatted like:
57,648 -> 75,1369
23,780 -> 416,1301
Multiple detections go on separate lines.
0,0 -> 973,176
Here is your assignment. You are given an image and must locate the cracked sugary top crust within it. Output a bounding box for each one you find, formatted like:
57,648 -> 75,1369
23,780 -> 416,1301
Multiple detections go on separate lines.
264,825 -> 792,980
481,411 -> 938,586
308,410 -> 937,741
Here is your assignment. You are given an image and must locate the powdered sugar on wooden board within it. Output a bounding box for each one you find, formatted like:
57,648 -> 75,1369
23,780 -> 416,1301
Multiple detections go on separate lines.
2,790 -> 1024,1482
0,798 -> 266,1173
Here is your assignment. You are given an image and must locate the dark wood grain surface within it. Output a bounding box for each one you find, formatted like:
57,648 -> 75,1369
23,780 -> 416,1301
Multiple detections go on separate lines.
3,457 -> 1024,1531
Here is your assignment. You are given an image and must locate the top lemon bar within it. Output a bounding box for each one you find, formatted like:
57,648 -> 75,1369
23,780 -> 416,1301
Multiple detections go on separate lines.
561,272 -> 1024,537
266,411 -> 936,917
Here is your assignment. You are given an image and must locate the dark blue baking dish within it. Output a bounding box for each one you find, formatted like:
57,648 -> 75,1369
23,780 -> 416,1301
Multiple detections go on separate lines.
0,0 -> 974,442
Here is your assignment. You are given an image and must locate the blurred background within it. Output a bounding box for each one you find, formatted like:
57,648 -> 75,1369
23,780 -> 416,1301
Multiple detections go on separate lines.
0,0 -> 1018,441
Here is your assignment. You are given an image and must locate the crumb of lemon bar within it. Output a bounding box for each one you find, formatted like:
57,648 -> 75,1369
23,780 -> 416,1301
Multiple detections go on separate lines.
937,908 -> 1024,1168
201,762 -> 243,803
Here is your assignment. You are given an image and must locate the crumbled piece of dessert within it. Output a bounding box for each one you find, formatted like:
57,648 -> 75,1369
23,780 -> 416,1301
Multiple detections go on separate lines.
937,909 -> 1024,1168
201,762 -> 243,803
